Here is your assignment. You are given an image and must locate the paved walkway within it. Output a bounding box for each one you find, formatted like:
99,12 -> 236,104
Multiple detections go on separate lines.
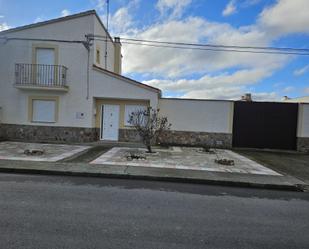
90,147 -> 281,176
0,142 -> 90,162
0,142 -> 306,191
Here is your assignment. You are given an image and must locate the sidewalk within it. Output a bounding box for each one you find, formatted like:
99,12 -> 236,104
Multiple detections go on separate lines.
0,159 -> 307,191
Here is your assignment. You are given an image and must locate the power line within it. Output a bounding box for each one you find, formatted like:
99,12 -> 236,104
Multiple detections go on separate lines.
0,36 -> 91,49
122,37 -> 309,53
0,37 -> 85,44
2,35 -> 309,56
122,42 -> 309,56
92,37 -> 309,56
89,34 -> 309,53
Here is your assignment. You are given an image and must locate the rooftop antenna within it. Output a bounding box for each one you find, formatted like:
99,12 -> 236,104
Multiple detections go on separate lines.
105,0 -> 109,69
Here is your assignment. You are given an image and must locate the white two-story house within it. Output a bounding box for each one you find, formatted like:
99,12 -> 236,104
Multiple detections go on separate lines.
0,10 -> 161,142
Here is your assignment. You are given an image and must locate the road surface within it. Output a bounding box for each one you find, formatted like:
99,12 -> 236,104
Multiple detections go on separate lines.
0,173 -> 308,249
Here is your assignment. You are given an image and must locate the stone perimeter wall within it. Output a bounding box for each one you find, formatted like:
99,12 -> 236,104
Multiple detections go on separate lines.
0,124 -> 232,148
119,129 -> 232,149
0,124 -> 4,141
297,137 -> 309,153
158,130 -> 232,148
1,124 -> 307,152
0,124 -> 99,143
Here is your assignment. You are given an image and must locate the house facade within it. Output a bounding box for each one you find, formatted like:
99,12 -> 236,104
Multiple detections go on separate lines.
0,10 -> 308,152
0,10 -> 160,143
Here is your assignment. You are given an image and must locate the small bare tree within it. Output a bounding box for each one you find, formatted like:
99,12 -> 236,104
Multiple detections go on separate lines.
129,107 -> 171,153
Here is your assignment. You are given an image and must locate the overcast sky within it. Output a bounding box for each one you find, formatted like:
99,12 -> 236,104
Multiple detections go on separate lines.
1,0 -> 309,100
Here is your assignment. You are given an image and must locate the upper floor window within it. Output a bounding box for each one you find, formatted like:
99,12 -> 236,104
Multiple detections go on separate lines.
96,48 -> 101,64
36,48 -> 55,65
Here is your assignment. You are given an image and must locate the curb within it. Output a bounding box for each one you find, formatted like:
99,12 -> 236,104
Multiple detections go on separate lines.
0,166 -> 305,192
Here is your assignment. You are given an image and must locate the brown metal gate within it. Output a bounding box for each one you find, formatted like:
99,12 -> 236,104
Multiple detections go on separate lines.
232,101 -> 298,150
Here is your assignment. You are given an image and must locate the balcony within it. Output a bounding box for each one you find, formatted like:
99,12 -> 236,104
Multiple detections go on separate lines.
15,63 -> 68,91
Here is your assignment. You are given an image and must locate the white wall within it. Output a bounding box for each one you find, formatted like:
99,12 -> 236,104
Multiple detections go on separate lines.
90,69 -> 159,127
0,15 -> 96,128
91,69 -> 158,105
2,14 -> 95,41
298,104 -> 309,137
158,98 -> 234,133
93,18 -> 115,72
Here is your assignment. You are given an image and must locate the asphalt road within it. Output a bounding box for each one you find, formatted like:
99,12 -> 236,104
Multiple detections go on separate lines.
0,173 -> 308,249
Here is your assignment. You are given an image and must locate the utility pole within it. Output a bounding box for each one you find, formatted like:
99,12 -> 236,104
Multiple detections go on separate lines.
84,34 -> 93,100
105,0 -> 109,69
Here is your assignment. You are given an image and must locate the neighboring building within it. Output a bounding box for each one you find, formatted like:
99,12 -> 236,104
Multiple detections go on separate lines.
240,93 -> 252,102
0,10 -> 308,152
283,96 -> 309,103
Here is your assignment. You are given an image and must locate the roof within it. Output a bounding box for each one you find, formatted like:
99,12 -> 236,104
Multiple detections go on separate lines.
284,96 -> 309,103
0,10 -> 114,43
160,97 -> 234,103
93,65 -> 162,95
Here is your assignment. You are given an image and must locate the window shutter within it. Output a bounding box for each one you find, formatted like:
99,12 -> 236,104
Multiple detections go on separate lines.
32,100 -> 56,122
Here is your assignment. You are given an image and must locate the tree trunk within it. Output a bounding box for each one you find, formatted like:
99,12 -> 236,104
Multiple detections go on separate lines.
146,145 -> 152,153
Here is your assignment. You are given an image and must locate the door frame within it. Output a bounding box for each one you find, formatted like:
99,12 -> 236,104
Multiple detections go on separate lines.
32,44 -> 59,65
100,104 -> 120,141
32,44 -> 59,84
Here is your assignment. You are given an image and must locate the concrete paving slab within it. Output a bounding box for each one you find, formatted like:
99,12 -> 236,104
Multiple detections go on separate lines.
0,142 -> 90,162
90,147 -> 281,176
0,143 -> 306,191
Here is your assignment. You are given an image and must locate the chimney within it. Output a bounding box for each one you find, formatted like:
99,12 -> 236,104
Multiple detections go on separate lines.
241,93 -> 252,101
114,37 -> 122,75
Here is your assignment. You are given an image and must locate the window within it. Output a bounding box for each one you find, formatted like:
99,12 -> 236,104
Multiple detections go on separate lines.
124,105 -> 147,126
96,49 -> 101,64
36,48 -> 56,84
36,48 -> 55,65
32,99 -> 56,123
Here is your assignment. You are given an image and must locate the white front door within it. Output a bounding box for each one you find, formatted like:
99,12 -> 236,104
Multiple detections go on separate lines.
36,48 -> 55,84
101,104 -> 120,141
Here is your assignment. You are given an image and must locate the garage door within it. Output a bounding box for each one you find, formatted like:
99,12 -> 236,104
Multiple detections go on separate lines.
232,101 -> 298,150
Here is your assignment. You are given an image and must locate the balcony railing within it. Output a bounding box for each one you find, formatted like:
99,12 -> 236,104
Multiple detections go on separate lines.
15,63 -> 68,88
